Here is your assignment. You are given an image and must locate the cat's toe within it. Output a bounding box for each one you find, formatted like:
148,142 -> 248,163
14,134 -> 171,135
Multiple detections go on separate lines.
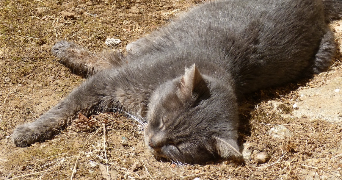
51,40 -> 74,58
12,124 -> 39,147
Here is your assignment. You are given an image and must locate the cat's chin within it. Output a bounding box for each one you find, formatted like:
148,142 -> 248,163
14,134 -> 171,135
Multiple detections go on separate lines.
148,144 -> 186,163
149,143 -> 218,164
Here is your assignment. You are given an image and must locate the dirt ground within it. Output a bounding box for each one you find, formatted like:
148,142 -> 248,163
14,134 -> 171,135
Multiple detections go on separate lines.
1,0 -> 342,179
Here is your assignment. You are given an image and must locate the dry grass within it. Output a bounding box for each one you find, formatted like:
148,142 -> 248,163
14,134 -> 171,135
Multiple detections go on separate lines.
1,0 -> 342,179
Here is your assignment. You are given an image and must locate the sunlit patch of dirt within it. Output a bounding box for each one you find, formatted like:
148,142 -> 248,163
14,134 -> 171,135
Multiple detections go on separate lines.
0,0 -> 341,179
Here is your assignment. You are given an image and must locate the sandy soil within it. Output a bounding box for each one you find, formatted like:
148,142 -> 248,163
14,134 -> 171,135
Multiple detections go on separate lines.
0,0 -> 342,179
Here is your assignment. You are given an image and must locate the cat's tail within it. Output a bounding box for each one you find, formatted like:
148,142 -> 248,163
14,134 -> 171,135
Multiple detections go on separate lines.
323,0 -> 342,22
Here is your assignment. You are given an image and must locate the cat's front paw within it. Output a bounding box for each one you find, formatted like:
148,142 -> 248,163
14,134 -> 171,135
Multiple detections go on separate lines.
51,40 -> 75,58
12,123 -> 53,147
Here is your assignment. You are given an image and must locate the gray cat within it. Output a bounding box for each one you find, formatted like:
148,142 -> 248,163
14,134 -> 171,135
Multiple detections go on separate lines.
12,0 -> 342,164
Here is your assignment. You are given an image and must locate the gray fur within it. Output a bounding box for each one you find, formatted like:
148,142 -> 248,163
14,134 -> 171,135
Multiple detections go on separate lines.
12,0 -> 342,164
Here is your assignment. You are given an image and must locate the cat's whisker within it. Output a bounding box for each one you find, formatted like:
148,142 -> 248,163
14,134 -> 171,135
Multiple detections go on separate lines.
112,107 -> 146,127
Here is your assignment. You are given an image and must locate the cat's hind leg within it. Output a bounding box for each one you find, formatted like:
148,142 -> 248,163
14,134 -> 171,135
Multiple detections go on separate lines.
52,41 -> 123,77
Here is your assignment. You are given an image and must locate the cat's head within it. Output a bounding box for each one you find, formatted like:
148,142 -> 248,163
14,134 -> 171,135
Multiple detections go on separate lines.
145,64 -> 242,164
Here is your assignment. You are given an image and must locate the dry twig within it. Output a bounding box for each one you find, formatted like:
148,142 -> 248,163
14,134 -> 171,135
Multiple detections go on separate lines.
102,123 -> 111,180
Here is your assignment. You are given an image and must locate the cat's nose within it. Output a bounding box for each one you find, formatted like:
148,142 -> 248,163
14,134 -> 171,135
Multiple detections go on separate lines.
147,132 -> 167,149
148,139 -> 162,149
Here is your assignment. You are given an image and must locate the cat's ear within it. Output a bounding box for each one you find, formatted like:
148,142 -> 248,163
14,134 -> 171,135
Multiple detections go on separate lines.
214,136 -> 243,161
178,64 -> 209,101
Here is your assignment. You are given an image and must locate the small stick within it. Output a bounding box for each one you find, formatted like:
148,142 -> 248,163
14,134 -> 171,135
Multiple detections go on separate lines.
70,155 -> 80,180
103,123 -> 111,180
3,88 -> 15,104
11,158 -> 64,179
69,126 -> 102,179
142,160 -> 154,180
301,164 -> 319,169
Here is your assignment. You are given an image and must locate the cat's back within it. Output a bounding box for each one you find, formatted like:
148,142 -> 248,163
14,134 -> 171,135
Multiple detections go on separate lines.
171,0 -> 329,90
126,0 -> 329,92
135,0 -> 323,48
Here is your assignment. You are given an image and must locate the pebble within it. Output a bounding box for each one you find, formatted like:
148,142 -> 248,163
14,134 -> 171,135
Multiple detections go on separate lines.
242,142 -> 253,161
89,160 -> 98,168
60,11 -> 76,20
254,151 -> 270,164
293,103 -> 298,109
105,38 -> 121,47
268,125 -> 292,139
121,136 -> 129,146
